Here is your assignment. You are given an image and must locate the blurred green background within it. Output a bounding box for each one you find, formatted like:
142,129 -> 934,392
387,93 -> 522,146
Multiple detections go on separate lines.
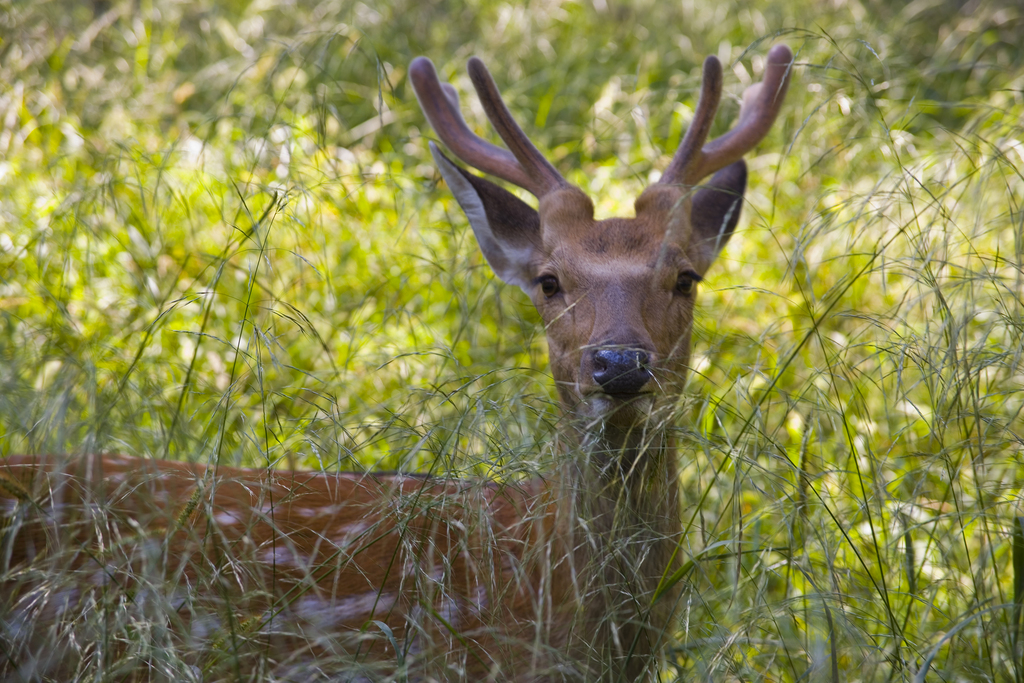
2,0 -> 1023,679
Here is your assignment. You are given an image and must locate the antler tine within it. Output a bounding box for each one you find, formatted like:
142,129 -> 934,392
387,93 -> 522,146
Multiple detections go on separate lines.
696,44 -> 793,181
661,44 -> 793,187
465,57 -> 569,197
441,83 -> 460,111
659,55 -> 724,187
409,56 -> 537,193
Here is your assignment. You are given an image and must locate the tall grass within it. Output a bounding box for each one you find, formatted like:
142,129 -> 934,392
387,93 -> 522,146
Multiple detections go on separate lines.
1,0 -> 1023,679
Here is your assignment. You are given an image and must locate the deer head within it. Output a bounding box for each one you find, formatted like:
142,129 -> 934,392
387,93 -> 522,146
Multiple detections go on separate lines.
411,47 -> 792,428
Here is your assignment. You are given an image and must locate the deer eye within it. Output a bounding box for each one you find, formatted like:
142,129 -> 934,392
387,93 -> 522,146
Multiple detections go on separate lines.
675,271 -> 701,296
538,275 -> 560,298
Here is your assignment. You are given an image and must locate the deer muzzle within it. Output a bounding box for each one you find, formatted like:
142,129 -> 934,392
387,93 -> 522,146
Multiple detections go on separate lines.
590,347 -> 653,395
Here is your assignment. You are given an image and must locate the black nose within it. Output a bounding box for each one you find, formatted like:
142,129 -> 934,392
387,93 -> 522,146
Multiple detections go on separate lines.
592,348 -> 652,395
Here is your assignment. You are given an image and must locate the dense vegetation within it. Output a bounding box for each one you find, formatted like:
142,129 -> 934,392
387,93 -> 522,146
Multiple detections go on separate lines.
2,0 -> 1023,679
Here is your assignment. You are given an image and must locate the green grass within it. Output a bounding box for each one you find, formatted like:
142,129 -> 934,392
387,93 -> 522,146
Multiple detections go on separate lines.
2,0 -> 1024,679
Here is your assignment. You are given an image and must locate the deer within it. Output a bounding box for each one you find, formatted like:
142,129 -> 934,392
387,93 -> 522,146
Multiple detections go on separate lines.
0,43 -> 792,682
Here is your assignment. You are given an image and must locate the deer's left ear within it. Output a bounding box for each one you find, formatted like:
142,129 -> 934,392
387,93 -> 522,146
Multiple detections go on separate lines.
689,160 -> 747,274
430,143 -> 541,289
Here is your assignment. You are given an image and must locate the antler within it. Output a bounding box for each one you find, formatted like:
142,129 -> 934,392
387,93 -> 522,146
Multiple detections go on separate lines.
660,44 -> 793,187
409,56 -> 569,198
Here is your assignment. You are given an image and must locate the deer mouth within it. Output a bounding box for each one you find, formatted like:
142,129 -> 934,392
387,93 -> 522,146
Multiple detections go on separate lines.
582,389 -> 657,415
578,392 -> 657,427
598,390 -> 654,400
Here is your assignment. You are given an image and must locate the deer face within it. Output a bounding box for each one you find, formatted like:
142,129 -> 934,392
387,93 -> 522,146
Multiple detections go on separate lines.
432,149 -> 746,424
411,47 -> 790,425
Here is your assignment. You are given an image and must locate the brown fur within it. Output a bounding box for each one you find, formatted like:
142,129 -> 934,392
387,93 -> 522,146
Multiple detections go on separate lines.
1,454 -> 569,679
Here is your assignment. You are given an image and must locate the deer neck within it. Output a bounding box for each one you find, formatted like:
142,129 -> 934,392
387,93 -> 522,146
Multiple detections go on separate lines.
565,417 -> 680,534
546,412 -> 682,679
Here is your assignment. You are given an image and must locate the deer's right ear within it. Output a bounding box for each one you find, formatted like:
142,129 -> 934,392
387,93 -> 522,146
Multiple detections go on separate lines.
430,143 -> 540,289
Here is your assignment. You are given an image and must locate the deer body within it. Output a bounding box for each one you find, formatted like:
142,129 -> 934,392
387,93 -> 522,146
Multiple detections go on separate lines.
0,44 -> 792,681
1,455 -> 565,679
1,448 -> 669,680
